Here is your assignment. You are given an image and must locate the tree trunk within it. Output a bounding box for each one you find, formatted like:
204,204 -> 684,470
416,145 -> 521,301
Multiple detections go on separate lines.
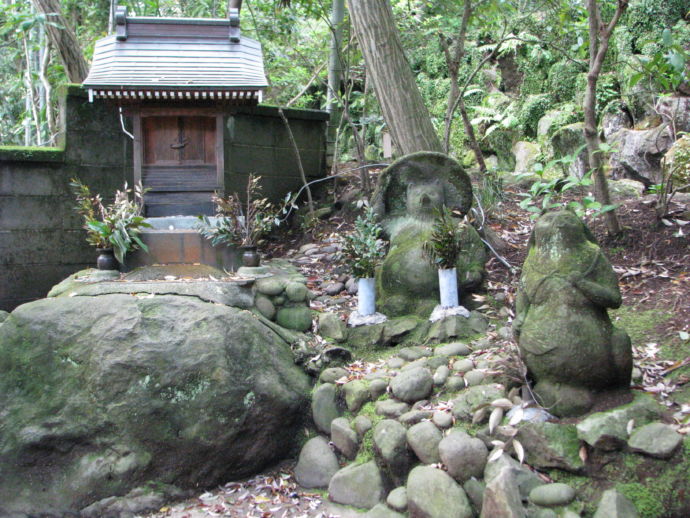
583,0 -> 626,236
348,0 -> 442,154
31,0 -> 88,83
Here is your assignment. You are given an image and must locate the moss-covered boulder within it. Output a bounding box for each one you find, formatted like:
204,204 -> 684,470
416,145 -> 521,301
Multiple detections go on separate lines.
371,153 -> 487,318
513,211 -> 632,416
0,289 -> 310,516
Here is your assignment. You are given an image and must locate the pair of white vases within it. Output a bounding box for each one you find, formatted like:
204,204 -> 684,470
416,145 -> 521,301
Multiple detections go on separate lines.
357,267 -> 458,316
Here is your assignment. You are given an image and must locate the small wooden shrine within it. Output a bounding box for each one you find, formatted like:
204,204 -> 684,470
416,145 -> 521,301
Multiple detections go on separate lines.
83,6 -> 268,217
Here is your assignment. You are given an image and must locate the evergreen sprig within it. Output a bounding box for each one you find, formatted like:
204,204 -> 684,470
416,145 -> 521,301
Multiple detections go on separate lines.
423,205 -> 465,270
341,207 -> 386,279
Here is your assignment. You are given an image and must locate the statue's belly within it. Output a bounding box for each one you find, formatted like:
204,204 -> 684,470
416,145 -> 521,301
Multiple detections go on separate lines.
519,277 -> 614,387
380,240 -> 438,296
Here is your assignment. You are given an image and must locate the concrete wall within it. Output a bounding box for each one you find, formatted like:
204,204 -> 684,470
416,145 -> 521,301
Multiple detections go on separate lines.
0,87 -> 328,311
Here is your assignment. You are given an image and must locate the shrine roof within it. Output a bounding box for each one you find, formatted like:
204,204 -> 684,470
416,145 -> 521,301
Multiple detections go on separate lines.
83,7 -> 267,103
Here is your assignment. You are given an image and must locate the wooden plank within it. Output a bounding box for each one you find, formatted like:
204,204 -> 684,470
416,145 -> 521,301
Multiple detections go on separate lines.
215,114 -> 224,195
133,112 -> 142,187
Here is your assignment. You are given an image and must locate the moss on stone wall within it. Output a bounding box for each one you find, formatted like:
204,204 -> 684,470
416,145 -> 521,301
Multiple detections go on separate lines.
0,146 -> 64,163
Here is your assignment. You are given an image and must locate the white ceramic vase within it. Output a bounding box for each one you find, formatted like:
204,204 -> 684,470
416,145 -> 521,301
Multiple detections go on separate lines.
438,267 -> 459,308
358,277 -> 376,316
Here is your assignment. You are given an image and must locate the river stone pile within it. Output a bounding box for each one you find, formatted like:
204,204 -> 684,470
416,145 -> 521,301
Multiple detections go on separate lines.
0,270 -> 311,517
294,340 -> 677,517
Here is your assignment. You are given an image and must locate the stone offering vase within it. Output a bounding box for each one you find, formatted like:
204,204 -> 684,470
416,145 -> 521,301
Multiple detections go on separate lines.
96,248 -> 118,271
241,245 -> 261,267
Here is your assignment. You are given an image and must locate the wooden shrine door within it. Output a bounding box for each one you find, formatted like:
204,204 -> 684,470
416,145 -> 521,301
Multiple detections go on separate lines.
139,115 -> 221,216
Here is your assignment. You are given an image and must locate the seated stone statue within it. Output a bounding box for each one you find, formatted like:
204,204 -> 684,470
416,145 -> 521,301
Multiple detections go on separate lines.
513,210 -> 632,417
371,152 -> 487,317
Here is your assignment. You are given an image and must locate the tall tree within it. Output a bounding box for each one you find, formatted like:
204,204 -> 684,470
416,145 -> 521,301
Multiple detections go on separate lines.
583,0 -> 627,235
348,0 -> 442,154
31,0 -> 88,83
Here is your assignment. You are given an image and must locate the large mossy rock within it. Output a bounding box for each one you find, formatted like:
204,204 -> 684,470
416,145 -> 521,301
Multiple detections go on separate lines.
513,211 -> 632,417
371,152 -> 487,318
0,289 -> 311,516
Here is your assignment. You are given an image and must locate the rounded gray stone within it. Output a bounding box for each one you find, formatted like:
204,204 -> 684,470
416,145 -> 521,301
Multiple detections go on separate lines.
373,419 -> 410,477
593,488 -> 639,518
256,276 -> 287,296
402,358 -> 429,372
386,487 -> 407,512
432,410 -> 453,429
343,379 -> 370,413
628,422 -> 683,459
463,478 -> 485,515
331,417 -> 359,460
529,483 -> 576,507
398,409 -> 433,426
464,369 -> 486,387
276,306 -> 313,332
433,365 -> 450,386
294,436 -> 339,489
427,355 -> 449,370
387,357 -> 406,369
312,383 -> 341,434
397,346 -> 430,361
407,421 -> 442,464
452,359 -> 474,373
406,465 -> 473,518
319,367 -> 348,384
369,378 -> 389,400
254,295 -> 276,320
323,281 -> 345,296
375,399 -> 410,418
445,375 -> 466,392
328,461 -> 384,509
436,342 -> 471,357
390,367 -> 433,403
353,415 -> 373,439
438,430 -> 489,483
285,281 -> 308,302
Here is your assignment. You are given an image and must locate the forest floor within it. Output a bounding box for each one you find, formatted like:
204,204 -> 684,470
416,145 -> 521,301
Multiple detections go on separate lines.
143,167 -> 690,518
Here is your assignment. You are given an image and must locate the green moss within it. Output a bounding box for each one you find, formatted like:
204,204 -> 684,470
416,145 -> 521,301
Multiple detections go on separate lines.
0,145 -> 64,163
609,307 -> 670,346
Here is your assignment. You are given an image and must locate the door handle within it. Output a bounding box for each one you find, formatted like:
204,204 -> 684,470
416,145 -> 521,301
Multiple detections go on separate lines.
171,138 -> 189,149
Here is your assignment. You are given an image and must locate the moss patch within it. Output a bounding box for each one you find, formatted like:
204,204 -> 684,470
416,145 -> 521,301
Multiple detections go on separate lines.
0,145 -> 64,163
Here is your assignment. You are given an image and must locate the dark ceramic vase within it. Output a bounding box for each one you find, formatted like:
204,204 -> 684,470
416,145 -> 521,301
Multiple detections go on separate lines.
241,246 -> 261,267
96,248 -> 118,271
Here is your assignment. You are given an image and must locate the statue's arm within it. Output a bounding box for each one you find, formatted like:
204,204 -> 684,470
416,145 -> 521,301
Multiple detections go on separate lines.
512,288 -> 530,340
567,261 -> 622,309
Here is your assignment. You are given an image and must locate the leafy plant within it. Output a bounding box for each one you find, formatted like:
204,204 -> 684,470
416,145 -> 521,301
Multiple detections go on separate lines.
654,133 -> 690,220
422,206 -> 466,270
197,174 -> 276,248
629,28 -> 689,94
516,146 -> 618,220
340,206 -> 386,279
70,178 -> 150,264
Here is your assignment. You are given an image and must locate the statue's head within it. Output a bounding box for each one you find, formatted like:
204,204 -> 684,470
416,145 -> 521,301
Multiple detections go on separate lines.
530,210 -> 598,255
371,152 -> 473,227
406,178 -> 445,219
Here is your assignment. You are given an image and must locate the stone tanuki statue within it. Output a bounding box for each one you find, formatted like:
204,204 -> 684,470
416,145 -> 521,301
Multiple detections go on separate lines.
513,210 -> 632,417
371,152 -> 487,317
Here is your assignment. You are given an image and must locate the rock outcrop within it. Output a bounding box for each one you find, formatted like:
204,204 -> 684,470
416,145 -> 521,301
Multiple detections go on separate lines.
0,278 -> 311,516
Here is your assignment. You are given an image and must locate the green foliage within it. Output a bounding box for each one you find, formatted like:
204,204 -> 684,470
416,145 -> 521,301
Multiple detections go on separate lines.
197,174 -> 276,247
70,178 -> 151,264
545,103 -> 584,138
517,94 -> 553,138
422,206 -> 466,269
629,26 -> 689,94
596,74 -> 621,116
516,146 -> 618,220
340,206 -> 386,279
547,61 -> 583,103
